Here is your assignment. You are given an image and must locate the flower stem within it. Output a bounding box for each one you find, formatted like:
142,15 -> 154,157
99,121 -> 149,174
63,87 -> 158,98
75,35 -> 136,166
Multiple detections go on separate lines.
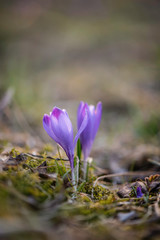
72,169 -> 76,191
83,159 -> 87,180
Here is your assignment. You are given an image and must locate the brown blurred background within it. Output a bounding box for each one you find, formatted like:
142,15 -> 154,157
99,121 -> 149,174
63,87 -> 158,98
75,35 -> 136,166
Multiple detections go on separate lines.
0,0 -> 160,153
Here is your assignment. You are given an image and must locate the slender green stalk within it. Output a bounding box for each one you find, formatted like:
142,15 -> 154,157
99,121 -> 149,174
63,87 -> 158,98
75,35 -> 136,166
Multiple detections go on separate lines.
76,156 -> 79,185
72,169 -> 76,191
83,158 -> 87,180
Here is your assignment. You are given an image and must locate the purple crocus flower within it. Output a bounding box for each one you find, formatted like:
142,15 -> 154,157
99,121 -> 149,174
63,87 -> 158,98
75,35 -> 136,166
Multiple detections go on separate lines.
136,186 -> 143,198
77,101 -> 102,176
43,106 -> 88,177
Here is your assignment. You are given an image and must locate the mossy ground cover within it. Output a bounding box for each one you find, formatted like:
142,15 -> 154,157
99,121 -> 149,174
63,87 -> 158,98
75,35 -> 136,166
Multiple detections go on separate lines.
0,141 -> 160,240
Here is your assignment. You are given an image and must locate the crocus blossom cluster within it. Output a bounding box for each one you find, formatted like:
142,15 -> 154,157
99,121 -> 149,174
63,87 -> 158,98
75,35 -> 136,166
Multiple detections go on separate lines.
43,106 -> 88,170
43,101 -> 102,182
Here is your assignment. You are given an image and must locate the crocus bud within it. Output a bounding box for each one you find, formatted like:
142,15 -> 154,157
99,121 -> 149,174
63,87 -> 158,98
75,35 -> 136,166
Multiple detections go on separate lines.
136,186 -> 143,198
43,106 -> 88,182
77,101 -> 102,177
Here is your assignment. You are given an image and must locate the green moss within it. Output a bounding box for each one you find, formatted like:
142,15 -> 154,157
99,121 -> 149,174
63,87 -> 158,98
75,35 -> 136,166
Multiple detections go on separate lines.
0,171 -> 55,203
9,148 -> 20,158
79,181 -> 93,195
0,139 -> 8,153
24,155 -> 69,179
25,158 -> 45,168
11,172 -> 44,201
46,159 -> 57,173
76,193 -> 92,203
58,200 -> 117,223
40,144 -> 54,154
40,179 -> 55,196
78,179 -> 111,201
98,193 -> 116,204
93,185 -> 111,201
0,184 -> 10,216
46,165 -> 57,173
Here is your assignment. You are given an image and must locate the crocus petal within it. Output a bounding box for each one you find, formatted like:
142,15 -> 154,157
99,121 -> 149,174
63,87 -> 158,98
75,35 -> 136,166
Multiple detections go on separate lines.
51,108 -> 74,142
92,102 -> 102,140
136,186 -> 143,198
77,101 -> 102,160
74,103 -> 88,148
43,114 -> 60,143
77,101 -> 85,129
50,107 -> 74,168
